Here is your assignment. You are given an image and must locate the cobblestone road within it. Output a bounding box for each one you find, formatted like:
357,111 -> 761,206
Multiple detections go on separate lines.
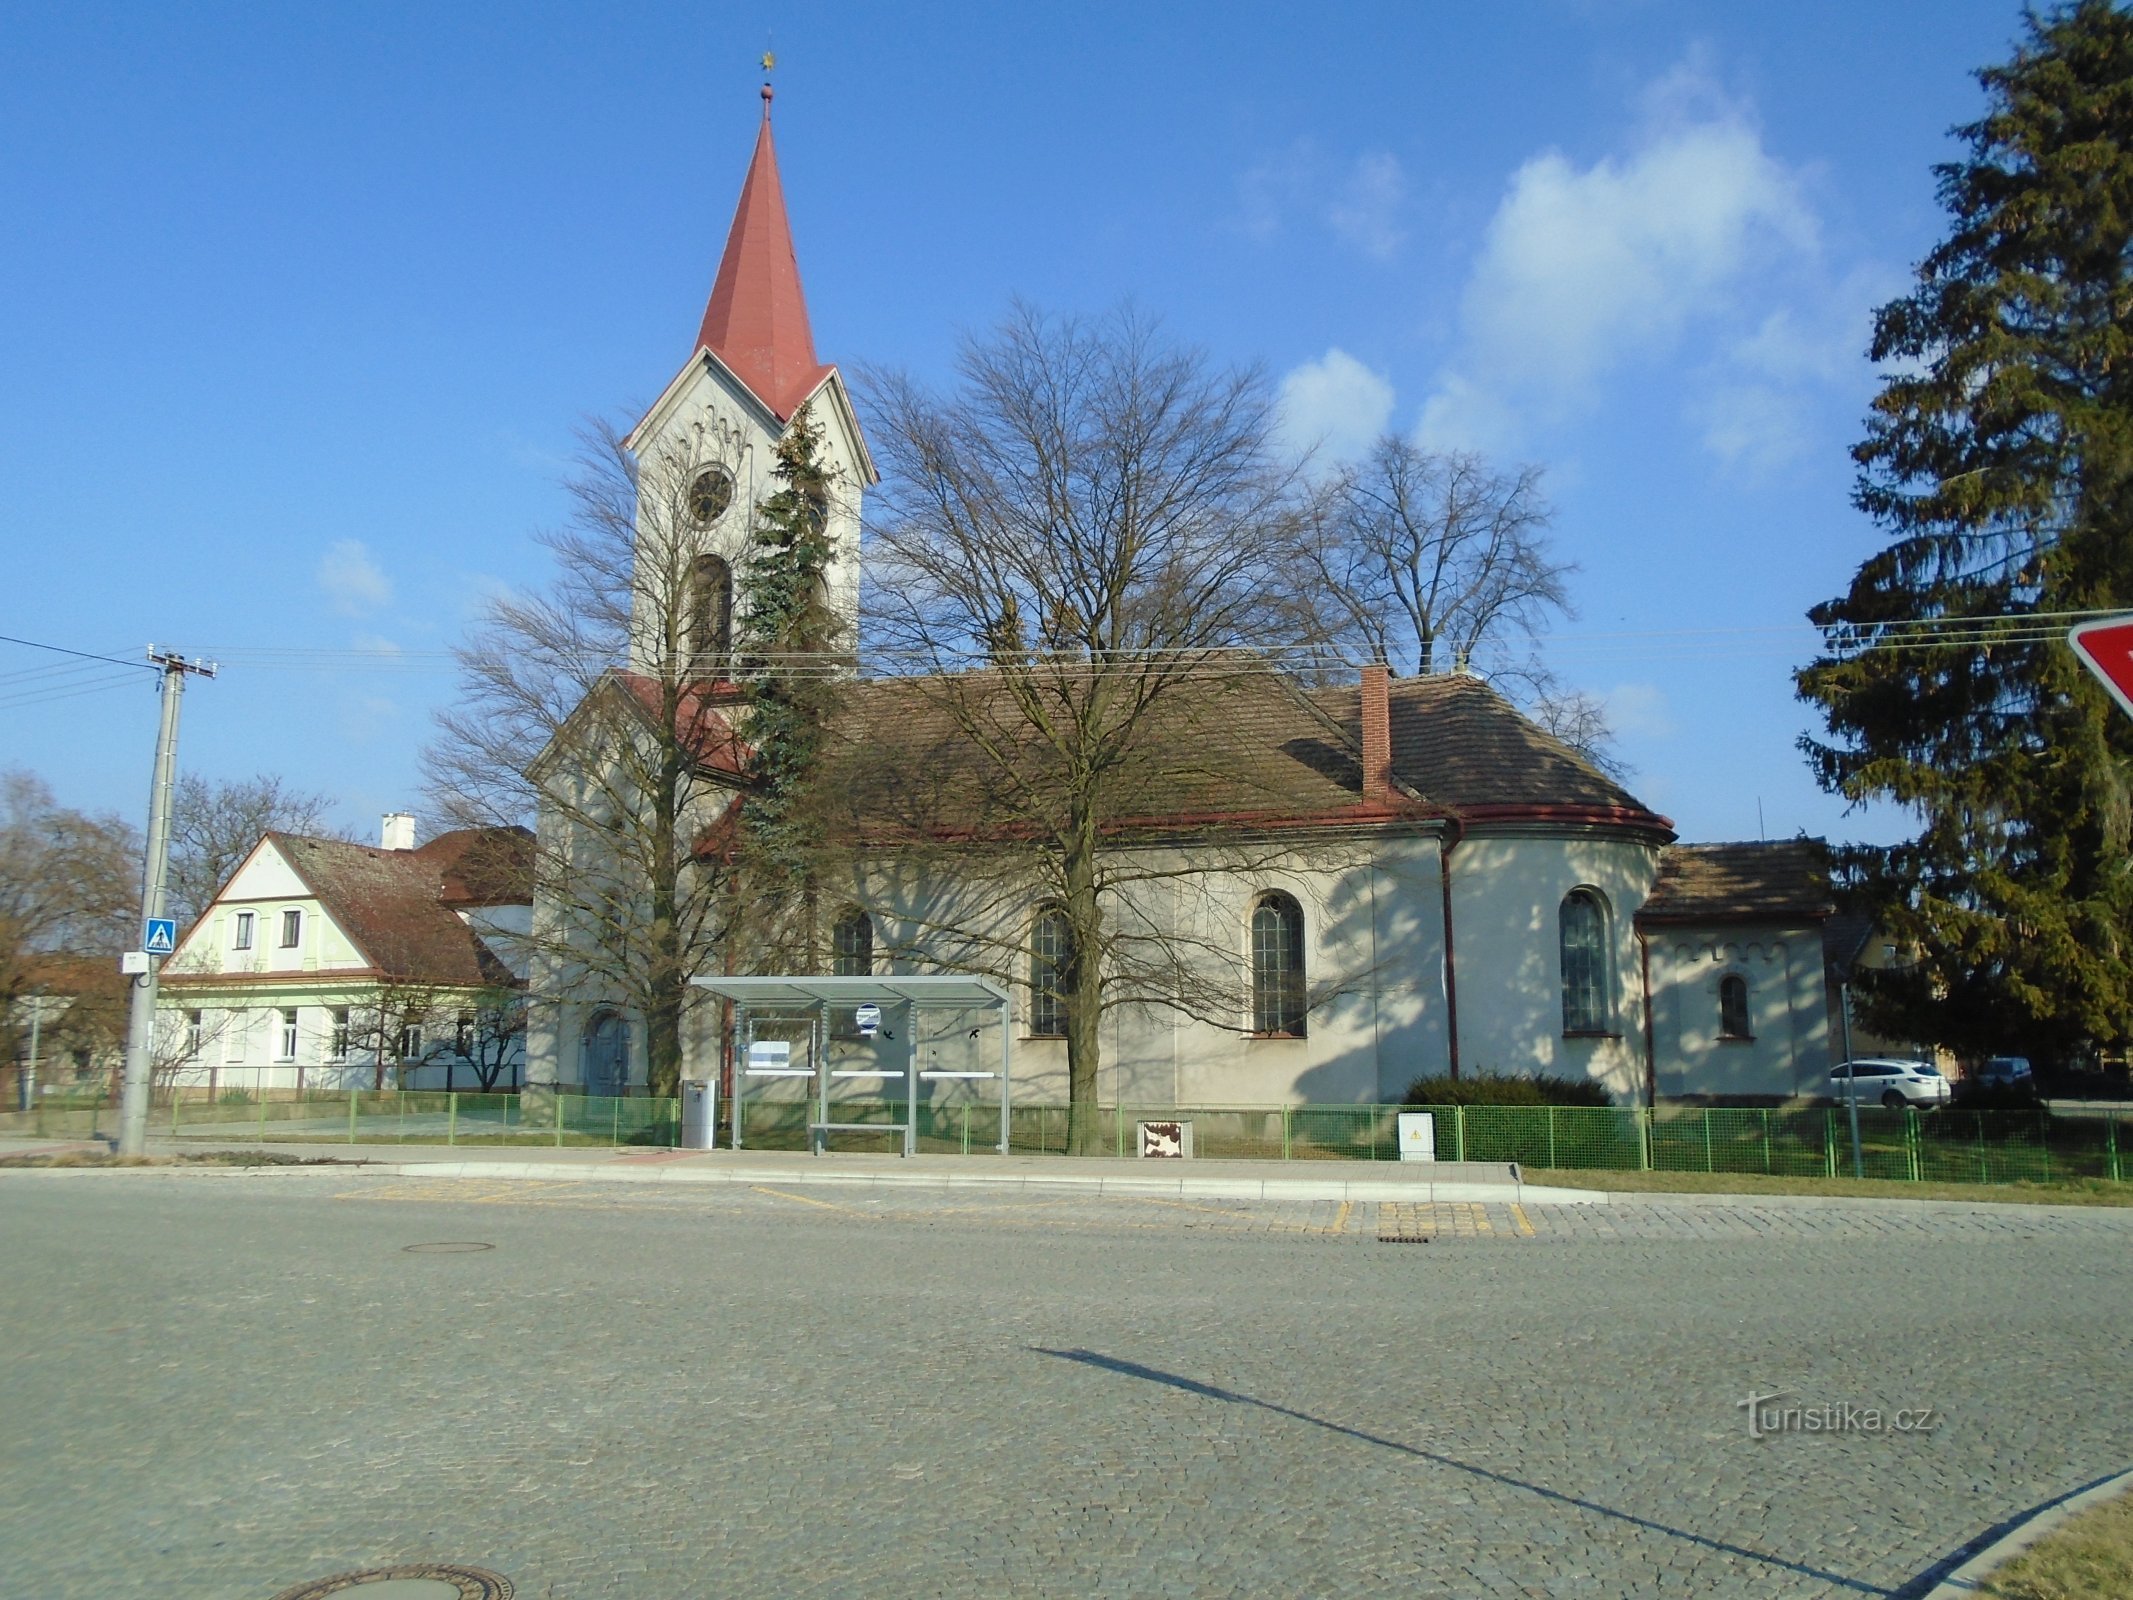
3,1171 -> 2129,1599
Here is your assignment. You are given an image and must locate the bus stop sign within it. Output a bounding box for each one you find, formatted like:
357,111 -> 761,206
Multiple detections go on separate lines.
2069,615 -> 2133,720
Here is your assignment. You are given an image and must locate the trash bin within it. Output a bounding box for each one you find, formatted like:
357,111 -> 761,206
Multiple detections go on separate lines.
681,1080 -> 715,1150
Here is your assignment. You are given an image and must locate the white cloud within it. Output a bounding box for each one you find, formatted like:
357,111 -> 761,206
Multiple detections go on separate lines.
318,539 -> 392,617
1693,265 -> 1894,475
1237,144 -> 1410,261
1328,152 -> 1408,261
1418,64 -> 1821,451
1277,348 -> 1396,469
1605,682 -> 1676,740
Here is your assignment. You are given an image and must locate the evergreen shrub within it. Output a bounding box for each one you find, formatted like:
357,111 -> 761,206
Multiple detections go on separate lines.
1402,1071 -> 1613,1108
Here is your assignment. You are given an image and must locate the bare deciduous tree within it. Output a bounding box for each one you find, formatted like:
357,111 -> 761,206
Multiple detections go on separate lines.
1522,685 -> 1630,785
166,774 -> 347,927
425,417 -> 829,1097
1304,437 -> 1568,676
1,771 -> 137,1072
860,305 -> 1364,1152
1301,435 -> 1629,780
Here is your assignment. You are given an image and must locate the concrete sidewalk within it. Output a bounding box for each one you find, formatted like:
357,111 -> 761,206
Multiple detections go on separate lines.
13,1135 -> 1608,1204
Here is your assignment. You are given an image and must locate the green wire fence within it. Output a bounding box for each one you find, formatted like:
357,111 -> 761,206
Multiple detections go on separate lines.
2,1092 -> 2122,1185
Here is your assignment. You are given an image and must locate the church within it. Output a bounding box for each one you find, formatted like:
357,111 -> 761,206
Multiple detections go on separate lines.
522,86 -> 1842,1114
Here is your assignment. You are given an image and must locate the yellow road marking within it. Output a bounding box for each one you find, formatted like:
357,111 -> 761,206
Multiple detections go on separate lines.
1333,1199 -> 1353,1235
749,1184 -> 872,1217
1511,1203 -> 1535,1237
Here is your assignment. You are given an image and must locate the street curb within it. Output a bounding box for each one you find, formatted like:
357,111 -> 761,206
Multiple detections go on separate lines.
347,1158 -> 1604,1205
1909,1464 -> 2133,1599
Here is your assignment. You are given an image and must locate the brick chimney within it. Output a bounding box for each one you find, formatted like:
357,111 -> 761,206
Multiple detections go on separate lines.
380,812 -> 417,851
1361,664 -> 1393,805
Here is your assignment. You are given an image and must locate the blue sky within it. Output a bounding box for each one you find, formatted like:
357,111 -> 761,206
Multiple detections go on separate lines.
0,1 -> 2039,847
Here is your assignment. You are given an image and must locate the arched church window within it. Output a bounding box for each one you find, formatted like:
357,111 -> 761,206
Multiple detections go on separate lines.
1028,906 -> 1074,1038
1719,973 -> 1752,1039
832,909 -> 874,977
1560,890 -> 1611,1035
1250,892 -> 1307,1037
688,554 -> 733,675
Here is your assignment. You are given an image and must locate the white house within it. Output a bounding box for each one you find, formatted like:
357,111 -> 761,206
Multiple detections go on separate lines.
158,816 -> 532,1095
521,89 -> 1838,1111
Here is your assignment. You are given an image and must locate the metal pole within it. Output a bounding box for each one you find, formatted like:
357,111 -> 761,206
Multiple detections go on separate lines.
118,650 -> 214,1156
998,1007 -> 1010,1155
1838,982 -> 1864,1179
25,1000 -> 40,1112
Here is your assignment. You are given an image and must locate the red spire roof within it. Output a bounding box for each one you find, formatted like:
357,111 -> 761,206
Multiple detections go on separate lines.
694,87 -> 832,422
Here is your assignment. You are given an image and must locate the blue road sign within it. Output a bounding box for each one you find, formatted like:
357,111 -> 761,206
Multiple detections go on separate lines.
143,918 -> 177,956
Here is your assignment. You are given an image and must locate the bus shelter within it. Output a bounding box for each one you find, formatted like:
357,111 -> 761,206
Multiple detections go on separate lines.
688,974 -> 1012,1157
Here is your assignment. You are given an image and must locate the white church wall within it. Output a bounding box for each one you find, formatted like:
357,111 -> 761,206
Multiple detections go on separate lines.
835,828 -> 1451,1109
1448,828 -> 1661,1103
1649,926 -> 1831,1100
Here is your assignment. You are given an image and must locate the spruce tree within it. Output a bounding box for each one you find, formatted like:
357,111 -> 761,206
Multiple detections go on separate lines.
734,403 -> 845,968
1798,0 -> 2133,1063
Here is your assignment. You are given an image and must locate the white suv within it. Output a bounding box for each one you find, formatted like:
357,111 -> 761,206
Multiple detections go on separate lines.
1830,1059 -> 1951,1110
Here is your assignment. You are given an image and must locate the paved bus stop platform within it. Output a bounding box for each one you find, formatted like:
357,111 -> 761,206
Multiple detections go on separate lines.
18,1137 -> 1608,1204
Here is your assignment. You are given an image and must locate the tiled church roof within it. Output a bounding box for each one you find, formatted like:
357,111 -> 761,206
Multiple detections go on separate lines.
1638,840 -> 1835,924
1312,673 -> 1651,813
806,666 -> 1672,840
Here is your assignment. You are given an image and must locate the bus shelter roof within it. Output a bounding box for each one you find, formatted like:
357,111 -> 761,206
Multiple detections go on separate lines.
688,974 -> 1009,1010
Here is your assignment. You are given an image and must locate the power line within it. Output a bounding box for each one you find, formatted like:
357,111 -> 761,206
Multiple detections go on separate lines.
0,633 -> 158,673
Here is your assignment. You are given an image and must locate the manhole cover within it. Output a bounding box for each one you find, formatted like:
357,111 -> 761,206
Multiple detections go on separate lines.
269,1562 -> 511,1599
401,1242 -> 495,1254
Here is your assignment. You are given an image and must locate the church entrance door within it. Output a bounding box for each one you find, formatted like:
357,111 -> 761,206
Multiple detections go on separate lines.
585,1013 -> 628,1097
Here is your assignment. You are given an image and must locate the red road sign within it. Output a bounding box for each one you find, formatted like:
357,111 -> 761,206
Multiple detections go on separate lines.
2069,614 -> 2133,718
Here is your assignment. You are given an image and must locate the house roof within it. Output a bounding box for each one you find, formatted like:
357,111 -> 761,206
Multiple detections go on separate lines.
692,90 -> 834,424
1638,840 -> 1835,924
243,829 -> 528,987
1822,910 -> 1878,976
820,667 -> 1386,839
1312,673 -> 1668,824
804,665 -> 1672,842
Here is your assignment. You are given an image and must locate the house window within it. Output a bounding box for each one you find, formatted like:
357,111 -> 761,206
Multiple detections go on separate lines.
232,911 -> 255,951
689,553 -> 733,673
280,908 -> 302,948
455,1011 -> 474,1057
399,1023 -> 424,1062
1719,974 -> 1752,1040
224,1010 -> 248,1063
1250,891 -> 1307,1037
1559,890 -> 1611,1034
1028,905 -> 1074,1038
277,1008 -> 299,1061
185,1010 -> 203,1060
832,910 -> 874,977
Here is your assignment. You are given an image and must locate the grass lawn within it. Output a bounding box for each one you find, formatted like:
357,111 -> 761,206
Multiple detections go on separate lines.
1541,1167 -> 2133,1207
1978,1487 -> 2133,1600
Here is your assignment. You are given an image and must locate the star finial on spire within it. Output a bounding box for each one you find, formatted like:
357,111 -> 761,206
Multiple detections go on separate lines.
760,50 -> 775,116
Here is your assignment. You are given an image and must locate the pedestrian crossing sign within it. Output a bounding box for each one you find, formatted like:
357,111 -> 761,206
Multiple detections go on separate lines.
143,918 -> 177,956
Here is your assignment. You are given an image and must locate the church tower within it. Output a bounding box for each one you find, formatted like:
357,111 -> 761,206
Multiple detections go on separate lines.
622,76 -> 875,676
